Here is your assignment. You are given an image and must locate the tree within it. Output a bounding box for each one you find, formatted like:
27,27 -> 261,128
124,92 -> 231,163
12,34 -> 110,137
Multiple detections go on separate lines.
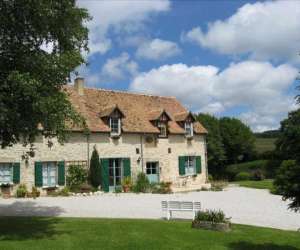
273,109 -> 300,212
0,0 -> 90,148
274,160 -> 300,212
219,117 -> 256,164
276,109 -> 300,161
89,147 -> 101,188
195,113 -> 226,177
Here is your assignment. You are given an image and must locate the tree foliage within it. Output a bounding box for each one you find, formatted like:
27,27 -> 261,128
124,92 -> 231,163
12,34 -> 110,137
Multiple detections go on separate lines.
89,147 -> 101,188
0,0 -> 90,148
219,117 -> 256,164
276,109 -> 300,161
195,114 -> 226,176
274,160 -> 300,212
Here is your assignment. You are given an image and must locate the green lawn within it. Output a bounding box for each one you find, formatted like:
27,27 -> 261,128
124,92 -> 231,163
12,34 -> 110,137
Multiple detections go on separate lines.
233,179 -> 274,191
0,217 -> 299,250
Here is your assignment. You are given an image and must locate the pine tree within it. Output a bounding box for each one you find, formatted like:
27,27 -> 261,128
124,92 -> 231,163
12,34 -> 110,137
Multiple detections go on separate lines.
89,147 -> 101,188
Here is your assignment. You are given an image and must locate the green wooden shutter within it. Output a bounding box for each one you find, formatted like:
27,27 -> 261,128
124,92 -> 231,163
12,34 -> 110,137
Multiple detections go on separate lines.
35,162 -> 43,187
12,163 -> 20,184
57,161 -> 65,186
101,159 -> 109,192
123,158 -> 131,177
179,156 -> 186,176
196,156 -> 202,174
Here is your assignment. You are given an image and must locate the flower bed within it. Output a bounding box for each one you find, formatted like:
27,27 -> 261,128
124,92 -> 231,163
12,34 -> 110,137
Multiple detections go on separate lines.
192,209 -> 231,232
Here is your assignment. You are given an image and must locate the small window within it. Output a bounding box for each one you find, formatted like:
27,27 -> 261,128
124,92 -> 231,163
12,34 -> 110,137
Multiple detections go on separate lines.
136,148 -> 140,154
42,162 -> 57,187
185,122 -> 193,137
110,117 -> 121,135
146,162 -> 158,175
0,163 -> 12,184
157,122 -> 167,137
168,148 -> 171,154
185,156 -> 196,175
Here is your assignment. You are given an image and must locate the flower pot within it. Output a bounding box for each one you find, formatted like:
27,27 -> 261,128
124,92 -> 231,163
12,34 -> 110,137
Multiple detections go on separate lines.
122,185 -> 130,193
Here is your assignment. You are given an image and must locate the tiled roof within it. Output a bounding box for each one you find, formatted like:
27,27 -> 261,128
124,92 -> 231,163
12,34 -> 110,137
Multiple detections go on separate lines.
65,86 -> 207,134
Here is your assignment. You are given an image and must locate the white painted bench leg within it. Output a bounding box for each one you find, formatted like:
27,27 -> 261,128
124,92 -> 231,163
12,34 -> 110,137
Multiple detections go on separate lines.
169,211 -> 172,220
167,209 -> 170,220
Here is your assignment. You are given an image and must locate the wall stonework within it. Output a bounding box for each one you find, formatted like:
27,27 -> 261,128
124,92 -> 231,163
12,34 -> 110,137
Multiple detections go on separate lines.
0,132 -> 209,193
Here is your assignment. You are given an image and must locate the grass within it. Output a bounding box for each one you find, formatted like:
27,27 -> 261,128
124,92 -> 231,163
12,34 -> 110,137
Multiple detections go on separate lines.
233,179 -> 274,191
255,137 -> 277,153
0,217 -> 299,250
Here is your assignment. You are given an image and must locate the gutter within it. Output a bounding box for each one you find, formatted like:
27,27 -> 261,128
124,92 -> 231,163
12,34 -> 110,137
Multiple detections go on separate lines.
140,134 -> 144,172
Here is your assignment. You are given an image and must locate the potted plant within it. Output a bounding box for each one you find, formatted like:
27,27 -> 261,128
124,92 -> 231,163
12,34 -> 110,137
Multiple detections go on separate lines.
121,176 -> 132,193
192,209 -> 231,232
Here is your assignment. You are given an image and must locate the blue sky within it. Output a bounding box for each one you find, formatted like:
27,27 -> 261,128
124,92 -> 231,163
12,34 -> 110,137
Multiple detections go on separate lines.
76,0 -> 300,132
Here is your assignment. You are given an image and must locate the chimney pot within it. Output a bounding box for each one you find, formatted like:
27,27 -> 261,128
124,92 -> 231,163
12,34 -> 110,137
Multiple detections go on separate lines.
74,77 -> 84,96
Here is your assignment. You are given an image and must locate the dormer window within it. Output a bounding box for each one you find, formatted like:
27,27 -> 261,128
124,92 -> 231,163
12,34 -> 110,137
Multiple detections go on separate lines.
185,122 -> 193,137
99,105 -> 124,138
157,121 -> 167,137
174,111 -> 195,139
110,117 -> 121,136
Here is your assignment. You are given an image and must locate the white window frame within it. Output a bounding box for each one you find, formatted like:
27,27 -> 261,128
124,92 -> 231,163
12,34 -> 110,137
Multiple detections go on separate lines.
42,162 -> 58,187
110,117 -> 121,136
157,121 -> 167,138
184,156 -> 196,176
0,163 -> 13,185
146,162 -> 159,175
185,122 -> 193,137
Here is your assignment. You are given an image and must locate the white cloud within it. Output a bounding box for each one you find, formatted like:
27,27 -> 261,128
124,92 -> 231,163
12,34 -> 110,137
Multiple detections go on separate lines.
77,0 -> 171,55
182,0 -> 300,63
101,52 -> 138,82
130,61 -> 298,131
136,38 -> 181,60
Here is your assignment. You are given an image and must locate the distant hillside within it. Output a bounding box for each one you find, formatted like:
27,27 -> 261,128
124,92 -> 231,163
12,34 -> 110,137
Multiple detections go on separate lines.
254,130 -> 280,153
254,130 -> 281,138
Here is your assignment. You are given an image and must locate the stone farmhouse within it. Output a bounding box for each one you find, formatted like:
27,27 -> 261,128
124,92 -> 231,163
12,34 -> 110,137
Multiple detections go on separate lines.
0,77 -> 209,194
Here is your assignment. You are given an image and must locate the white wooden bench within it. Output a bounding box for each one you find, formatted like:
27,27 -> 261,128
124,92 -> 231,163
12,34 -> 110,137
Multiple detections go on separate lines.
161,201 -> 201,220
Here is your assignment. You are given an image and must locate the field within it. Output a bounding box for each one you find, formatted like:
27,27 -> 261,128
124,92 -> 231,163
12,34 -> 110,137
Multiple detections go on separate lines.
255,137 -> 277,153
0,217 -> 299,250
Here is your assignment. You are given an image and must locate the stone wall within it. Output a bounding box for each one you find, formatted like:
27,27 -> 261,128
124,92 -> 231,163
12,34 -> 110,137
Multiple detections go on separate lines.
0,132 -> 208,193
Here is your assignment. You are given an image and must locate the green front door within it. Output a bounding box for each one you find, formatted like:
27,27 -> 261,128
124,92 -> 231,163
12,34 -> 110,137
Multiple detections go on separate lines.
108,158 -> 122,192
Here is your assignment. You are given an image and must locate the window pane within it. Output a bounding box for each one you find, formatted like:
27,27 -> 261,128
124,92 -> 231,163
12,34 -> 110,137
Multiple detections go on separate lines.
110,118 -> 120,134
0,163 -> 12,183
42,162 -> 57,186
146,165 -> 151,174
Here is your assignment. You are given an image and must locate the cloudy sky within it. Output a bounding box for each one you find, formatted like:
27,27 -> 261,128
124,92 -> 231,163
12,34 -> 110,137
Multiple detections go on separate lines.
76,0 -> 300,132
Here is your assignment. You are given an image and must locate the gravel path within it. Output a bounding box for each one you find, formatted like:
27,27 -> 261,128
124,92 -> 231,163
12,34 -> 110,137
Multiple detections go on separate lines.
0,187 -> 299,231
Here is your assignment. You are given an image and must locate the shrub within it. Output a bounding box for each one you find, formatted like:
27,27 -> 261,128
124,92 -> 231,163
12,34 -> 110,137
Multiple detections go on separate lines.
58,187 -> 70,196
208,174 -> 213,182
194,209 -> 230,224
274,160 -> 300,211
16,184 -> 27,198
114,187 -> 122,193
251,169 -> 265,181
89,147 -> 101,188
210,180 -> 228,191
235,172 -> 251,181
133,173 -> 149,193
31,186 -> 40,198
225,160 -> 268,181
151,182 -> 172,194
67,165 -> 88,190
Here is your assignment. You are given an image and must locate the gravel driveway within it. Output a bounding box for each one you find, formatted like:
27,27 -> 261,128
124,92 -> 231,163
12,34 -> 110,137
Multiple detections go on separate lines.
0,187 -> 299,231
